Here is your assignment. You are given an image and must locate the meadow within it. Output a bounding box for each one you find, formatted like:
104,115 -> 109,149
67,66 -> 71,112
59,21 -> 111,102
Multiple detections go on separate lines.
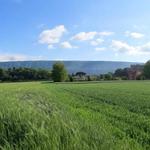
0,81 -> 150,149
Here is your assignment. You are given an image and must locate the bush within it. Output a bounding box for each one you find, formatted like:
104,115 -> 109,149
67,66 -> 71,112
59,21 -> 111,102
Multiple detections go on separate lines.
104,73 -> 113,80
121,76 -> 128,80
136,75 -> 145,80
52,62 -> 68,82
69,75 -> 74,82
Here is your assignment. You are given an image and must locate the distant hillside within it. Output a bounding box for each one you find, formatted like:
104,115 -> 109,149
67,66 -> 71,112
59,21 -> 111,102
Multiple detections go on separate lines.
0,61 -> 140,75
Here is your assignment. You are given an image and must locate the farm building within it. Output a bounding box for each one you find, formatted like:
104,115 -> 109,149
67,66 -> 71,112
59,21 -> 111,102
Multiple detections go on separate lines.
127,65 -> 144,80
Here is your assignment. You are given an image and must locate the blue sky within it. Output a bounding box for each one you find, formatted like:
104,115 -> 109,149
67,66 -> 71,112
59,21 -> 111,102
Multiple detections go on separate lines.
0,0 -> 150,62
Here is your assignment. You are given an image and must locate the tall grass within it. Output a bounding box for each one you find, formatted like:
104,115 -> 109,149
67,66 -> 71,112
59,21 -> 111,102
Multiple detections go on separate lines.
0,81 -> 149,149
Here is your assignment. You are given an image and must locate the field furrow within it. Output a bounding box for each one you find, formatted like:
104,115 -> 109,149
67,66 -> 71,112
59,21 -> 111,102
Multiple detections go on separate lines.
0,81 -> 150,149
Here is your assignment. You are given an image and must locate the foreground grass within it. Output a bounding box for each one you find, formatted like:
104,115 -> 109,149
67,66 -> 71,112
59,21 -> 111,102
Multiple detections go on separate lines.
0,81 -> 150,149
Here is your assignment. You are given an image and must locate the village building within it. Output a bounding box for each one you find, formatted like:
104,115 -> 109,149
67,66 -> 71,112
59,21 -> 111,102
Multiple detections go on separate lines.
127,65 -> 144,80
73,72 -> 87,81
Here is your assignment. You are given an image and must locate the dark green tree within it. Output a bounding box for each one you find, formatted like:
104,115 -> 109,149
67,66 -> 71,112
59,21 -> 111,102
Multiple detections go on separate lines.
68,75 -> 74,82
114,68 -> 128,78
0,67 -> 51,82
52,62 -> 68,82
144,60 -> 150,79
0,68 -> 4,81
104,73 -> 113,80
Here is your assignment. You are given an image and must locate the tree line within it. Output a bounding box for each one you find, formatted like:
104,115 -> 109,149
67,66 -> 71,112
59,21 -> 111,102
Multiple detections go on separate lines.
0,60 -> 150,82
114,61 -> 150,80
67,60 -> 150,82
0,67 -> 51,82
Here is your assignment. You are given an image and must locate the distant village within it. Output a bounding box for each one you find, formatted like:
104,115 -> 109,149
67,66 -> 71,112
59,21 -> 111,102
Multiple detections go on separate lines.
69,64 -> 145,81
0,61 -> 149,82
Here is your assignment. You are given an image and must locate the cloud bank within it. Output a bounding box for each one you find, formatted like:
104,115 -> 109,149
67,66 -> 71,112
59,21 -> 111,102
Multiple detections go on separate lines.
39,25 -> 66,49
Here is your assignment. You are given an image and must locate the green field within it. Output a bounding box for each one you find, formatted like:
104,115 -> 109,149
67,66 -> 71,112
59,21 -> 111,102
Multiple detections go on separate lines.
0,81 -> 150,150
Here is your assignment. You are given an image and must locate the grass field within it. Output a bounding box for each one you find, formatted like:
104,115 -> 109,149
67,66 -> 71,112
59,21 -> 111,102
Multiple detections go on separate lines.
0,81 -> 150,149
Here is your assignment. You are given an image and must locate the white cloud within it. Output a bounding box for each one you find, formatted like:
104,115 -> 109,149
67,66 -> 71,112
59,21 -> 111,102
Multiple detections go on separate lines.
111,40 -> 136,54
61,41 -> 78,49
72,31 -> 114,41
95,47 -> 106,51
111,40 -> 150,55
72,32 -> 97,41
0,53 -> 46,62
0,54 -> 27,62
39,25 -> 66,48
140,42 -> 150,52
90,38 -> 104,46
48,45 -> 54,49
125,31 -> 144,39
99,31 -> 114,36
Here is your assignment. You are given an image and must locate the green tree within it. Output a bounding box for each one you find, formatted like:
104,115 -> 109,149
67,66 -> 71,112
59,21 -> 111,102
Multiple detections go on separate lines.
52,62 -> 68,82
104,73 -> 113,80
114,68 -> 128,78
144,60 -> 150,79
0,68 -> 4,81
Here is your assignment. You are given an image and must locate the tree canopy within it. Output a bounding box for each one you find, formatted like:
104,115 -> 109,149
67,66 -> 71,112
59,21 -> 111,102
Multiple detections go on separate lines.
52,62 -> 68,82
114,68 -> 128,77
0,67 -> 51,82
144,60 -> 150,79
